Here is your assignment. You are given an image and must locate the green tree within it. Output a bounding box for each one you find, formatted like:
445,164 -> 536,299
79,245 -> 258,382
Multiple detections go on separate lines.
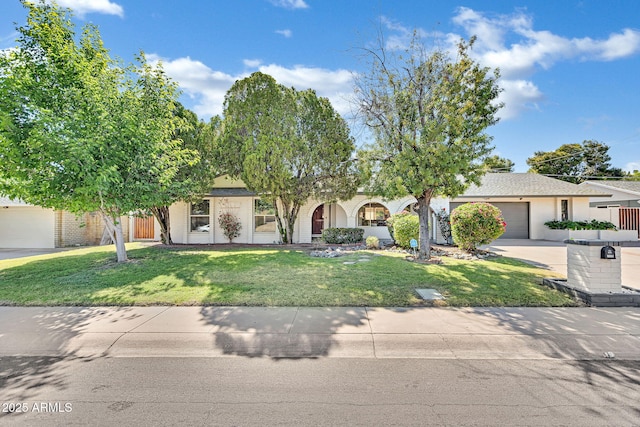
450,202 -> 505,251
147,104 -> 220,245
526,140 -> 623,183
482,155 -> 515,172
218,72 -> 358,244
0,1 -> 189,262
356,33 -> 502,259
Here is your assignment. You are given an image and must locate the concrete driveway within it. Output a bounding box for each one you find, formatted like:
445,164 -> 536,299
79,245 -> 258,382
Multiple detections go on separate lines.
482,239 -> 640,290
0,247 -> 78,260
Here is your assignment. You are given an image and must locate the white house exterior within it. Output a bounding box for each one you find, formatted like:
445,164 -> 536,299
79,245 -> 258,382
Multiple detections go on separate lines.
450,173 -> 611,240
166,176 -> 448,245
0,173 -> 615,248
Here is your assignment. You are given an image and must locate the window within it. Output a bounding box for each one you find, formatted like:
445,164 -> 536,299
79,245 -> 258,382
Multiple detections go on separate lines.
190,200 -> 210,232
358,203 -> 390,226
561,199 -> 569,221
254,199 -> 276,232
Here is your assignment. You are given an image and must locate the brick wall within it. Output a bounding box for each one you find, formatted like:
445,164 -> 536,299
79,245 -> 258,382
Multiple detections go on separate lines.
566,244 -> 621,293
54,211 -> 130,247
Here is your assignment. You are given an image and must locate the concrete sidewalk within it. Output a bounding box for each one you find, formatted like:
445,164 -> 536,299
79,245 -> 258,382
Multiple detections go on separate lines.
1,306 -> 639,360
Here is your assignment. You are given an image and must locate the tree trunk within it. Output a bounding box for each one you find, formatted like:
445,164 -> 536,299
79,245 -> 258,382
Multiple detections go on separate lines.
416,193 -> 432,260
150,206 -> 173,245
100,210 -> 128,262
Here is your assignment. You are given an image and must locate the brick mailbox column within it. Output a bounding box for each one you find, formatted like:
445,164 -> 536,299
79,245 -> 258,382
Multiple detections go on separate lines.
565,240 -> 627,293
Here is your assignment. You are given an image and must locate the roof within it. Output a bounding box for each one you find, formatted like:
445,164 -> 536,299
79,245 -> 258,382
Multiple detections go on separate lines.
455,173 -> 611,198
207,188 -> 256,197
581,180 -> 640,196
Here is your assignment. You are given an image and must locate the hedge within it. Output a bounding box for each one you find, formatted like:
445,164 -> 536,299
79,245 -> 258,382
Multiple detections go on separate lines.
321,227 -> 365,244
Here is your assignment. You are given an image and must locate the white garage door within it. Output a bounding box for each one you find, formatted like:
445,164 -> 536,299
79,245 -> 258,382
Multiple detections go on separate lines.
0,206 -> 56,248
450,202 -> 530,239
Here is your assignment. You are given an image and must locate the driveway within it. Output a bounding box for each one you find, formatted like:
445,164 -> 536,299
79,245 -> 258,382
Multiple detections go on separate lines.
0,247 -> 78,260
482,239 -> 640,290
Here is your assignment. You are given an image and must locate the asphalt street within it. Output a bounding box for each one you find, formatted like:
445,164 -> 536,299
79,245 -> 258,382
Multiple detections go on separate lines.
1,357 -> 640,426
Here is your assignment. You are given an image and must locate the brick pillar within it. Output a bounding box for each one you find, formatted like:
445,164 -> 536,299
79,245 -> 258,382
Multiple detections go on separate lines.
566,241 -> 622,293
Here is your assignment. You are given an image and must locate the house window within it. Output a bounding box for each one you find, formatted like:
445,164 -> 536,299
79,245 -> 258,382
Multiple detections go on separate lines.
255,199 -> 276,232
190,200 -> 210,232
358,203 -> 390,227
561,199 -> 569,221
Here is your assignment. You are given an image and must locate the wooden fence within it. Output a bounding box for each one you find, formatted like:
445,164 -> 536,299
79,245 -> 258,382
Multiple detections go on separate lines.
619,207 -> 640,238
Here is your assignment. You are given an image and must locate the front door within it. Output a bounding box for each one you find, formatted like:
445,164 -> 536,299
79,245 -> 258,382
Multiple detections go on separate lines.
312,205 -> 324,235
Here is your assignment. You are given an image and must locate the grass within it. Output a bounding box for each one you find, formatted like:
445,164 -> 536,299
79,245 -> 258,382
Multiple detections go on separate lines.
0,243 -> 578,307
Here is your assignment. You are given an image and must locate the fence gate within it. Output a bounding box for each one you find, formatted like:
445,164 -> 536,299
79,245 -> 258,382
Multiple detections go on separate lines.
619,207 -> 640,238
134,215 -> 155,239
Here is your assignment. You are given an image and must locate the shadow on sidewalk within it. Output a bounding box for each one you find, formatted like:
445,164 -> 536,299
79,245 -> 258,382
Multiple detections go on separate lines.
200,306 -> 368,359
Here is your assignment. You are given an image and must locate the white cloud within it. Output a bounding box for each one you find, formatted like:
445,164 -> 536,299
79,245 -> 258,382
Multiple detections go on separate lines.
495,79 -> 544,120
624,162 -> 640,173
393,7 -> 640,120
269,0 -> 309,10
276,29 -> 293,38
50,0 -> 124,17
243,59 -> 263,68
147,55 -> 356,119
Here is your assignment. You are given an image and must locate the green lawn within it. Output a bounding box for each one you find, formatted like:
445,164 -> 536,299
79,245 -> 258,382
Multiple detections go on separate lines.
0,243 -> 578,307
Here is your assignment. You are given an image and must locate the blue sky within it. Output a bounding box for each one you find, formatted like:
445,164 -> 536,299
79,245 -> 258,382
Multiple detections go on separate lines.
1,0 -> 639,173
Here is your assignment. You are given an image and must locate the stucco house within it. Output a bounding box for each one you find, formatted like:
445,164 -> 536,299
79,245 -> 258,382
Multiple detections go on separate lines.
580,180 -> 640,238
0,173 -> 614,248
449,173 -> 611,239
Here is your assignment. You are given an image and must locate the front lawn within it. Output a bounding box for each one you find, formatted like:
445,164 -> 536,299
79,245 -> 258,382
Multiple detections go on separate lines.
0,243 -> 577,307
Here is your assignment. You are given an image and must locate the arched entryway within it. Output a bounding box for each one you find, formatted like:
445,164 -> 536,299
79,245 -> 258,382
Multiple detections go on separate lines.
312,204 -> 325,235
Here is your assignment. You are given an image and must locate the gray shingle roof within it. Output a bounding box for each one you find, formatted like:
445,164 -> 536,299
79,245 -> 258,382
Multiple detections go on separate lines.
582,180 -> 640,196
456,173 -> 611,198
207,188 -> 257,197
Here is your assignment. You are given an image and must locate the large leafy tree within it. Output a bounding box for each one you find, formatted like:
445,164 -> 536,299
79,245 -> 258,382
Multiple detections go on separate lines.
218,72 -> 358,244
147,104 -> 220,244
482,155 -> 515,172
526,140 -> 624,183
356,33 -> 502,259
0,1 -> 189,261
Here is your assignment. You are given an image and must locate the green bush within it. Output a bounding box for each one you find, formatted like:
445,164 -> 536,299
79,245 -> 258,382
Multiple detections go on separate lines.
392,214 -> 419,248
450,203 -> 505,251
365,235 -> 380,249
544,219 -> 616,230
386,211 -> 412,241
322,228 -> 364,244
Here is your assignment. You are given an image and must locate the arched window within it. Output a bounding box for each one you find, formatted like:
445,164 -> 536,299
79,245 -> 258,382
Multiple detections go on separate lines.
358,203 -> 390,227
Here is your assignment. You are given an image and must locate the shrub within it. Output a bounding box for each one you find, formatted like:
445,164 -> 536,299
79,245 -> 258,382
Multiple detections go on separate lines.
450,203 -> 505,251
392,214 -> 419,248
386,211 -> 412,241
544,219 -> 616,230
322,227 -> 364,244
366,235 -> 380,249
218,212 -> 241,243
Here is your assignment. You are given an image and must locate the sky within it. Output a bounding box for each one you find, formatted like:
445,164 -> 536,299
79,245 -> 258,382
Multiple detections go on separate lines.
1,0 -> 639,173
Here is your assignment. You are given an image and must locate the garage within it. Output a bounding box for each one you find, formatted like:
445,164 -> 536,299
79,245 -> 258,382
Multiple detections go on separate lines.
0,203 -> 56,248
450,202 -> 530,239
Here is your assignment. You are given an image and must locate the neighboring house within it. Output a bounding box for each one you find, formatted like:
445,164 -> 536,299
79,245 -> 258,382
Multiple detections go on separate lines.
580,180 -> 640,238
0,196 -> 129,248
450,173 -> 611,239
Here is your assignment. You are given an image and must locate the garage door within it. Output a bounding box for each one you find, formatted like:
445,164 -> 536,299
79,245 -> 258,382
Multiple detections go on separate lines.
450,202 -> 530,239
0,206 -> 56,248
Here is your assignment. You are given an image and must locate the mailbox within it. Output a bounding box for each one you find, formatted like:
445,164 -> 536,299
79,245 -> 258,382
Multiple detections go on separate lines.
600,245 -> 616,260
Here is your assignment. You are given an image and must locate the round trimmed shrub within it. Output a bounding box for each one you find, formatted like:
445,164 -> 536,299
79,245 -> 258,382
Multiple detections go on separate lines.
392,214 -> 419,248
366,235 -> 380,249
450,203 -> 506,251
